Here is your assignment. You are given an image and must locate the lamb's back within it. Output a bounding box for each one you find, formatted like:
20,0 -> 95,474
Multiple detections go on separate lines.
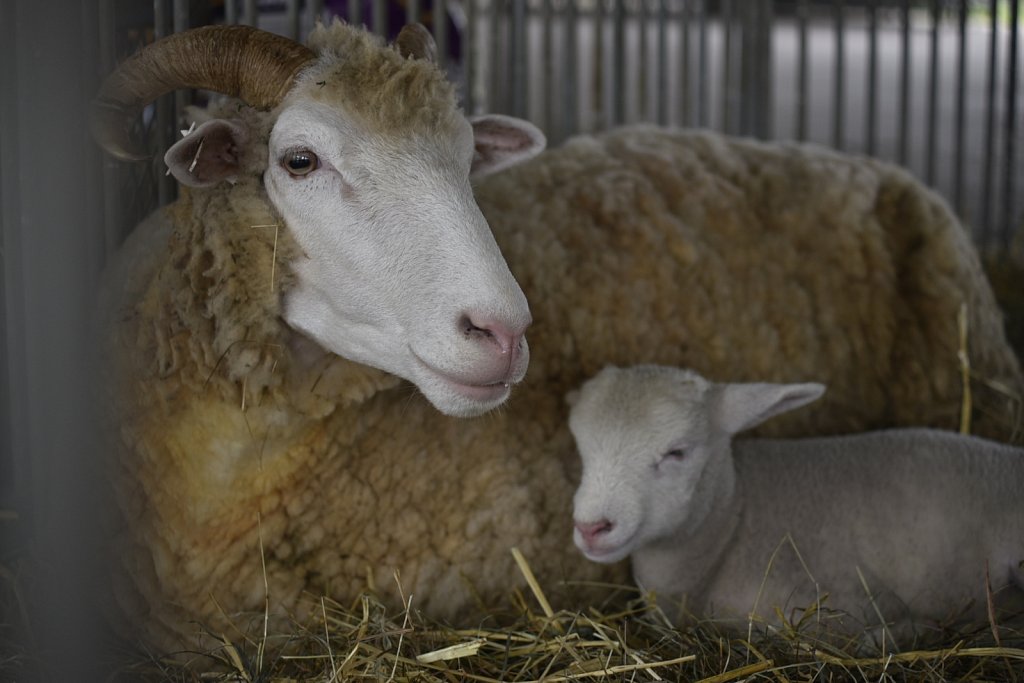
705,428 -> 1024,626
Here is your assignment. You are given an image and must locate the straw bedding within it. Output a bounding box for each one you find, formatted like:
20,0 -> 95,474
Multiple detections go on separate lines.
105,551 -> 1024,681
2,516 -> 1023,681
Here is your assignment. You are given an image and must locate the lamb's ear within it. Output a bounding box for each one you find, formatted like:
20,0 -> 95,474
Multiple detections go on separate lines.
164,118 -> 249,188
712,382 -> 826,436
469,114 -> 546,178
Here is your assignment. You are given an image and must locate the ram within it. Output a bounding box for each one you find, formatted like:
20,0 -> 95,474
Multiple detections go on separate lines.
568,364 -> 1024,641
93,21 -> 1023,653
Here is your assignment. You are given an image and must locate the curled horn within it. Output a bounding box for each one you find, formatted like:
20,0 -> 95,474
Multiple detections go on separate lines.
395,23 -> 438,63
92,25 -> 315,161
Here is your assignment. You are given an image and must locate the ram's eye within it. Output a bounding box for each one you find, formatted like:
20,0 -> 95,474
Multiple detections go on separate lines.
663,448 -> 685,461
283,150 -> 319,176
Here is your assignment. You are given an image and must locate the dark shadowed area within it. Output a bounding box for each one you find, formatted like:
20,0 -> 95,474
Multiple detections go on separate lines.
1,1 -> 110,681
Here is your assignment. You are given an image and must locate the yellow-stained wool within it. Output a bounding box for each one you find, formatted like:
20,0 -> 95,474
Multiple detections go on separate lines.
97,22 -> 1023,655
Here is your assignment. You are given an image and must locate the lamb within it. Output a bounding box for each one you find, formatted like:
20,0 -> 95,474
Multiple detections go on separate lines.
568,364 -> 1024,640
93,20 -> 1024,654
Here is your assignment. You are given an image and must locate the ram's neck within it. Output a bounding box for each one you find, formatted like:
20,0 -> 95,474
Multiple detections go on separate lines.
101,185 -> 403,543
101,178 -> 401,493
145,180 -> 396,412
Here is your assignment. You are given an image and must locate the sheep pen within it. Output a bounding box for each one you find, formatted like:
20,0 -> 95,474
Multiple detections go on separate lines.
83,18 -> 1024,675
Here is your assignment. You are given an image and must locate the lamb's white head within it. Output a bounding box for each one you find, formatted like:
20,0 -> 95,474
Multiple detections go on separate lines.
92,22 -> 543,417
567,365 -> 824,564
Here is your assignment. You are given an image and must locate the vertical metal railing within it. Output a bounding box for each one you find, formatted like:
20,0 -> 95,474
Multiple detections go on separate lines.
796,0 -> 809,140
926,0 -> 940,186
866,0 -> 878,155
954,0 -> 968,215
1002,0 -> 1020,250
832,0 -> 845,150
899,0 -> 912,166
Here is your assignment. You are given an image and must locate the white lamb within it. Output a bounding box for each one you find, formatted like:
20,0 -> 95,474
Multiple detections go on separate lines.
568,365 -> 1024,641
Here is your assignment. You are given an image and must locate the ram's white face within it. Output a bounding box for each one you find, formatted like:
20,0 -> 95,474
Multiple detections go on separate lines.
262,99 -> 540,417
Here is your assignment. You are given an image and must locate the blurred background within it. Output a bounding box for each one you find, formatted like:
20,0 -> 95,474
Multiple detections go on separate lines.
2,1 -> 1022,679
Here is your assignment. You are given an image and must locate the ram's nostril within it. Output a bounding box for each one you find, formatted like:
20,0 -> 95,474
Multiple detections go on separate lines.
460,315 -> 492,340
460,312 -> 528,355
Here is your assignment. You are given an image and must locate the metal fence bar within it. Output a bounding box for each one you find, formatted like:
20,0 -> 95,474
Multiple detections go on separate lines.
226,0 -> 237,24
563,0 -> 578,137
680,0 -> 691,127
464,0 -> 477,113
489,0 -> 502,114
173,0 -> 190,129
592,0 -> 605,130
309,0 -> 324,28
866,0 -> 878,155
408,0 -> 420,24
982,0 -> 999,245
511,0 -> 527,119
243,0 -> 258,26
434,0 -> 448,71
638,0 -> 648,122
542,0 -> 554,135
743,0 -> 770,139
926,0 -> 940,185
657,0 -> 668,125
742,1 -> 758,136
1001,0 -> 1020,249
722,0 -> 733,132
797,0 -> 809,141
154,0 -> 175,207
898,0 -> 911,164
697,0 -> 708,127
612,0 -> 626,125
954,0 -> 968,214
372,0 -> 388,36
285,0 -> 300,39
758,0 -> 774,139
98,0 -> 122,255
833,0 -> 845,150
348,0 -> 362,27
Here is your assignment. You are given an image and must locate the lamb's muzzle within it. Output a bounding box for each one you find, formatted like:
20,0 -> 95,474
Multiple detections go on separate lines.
574,518 -> 614,548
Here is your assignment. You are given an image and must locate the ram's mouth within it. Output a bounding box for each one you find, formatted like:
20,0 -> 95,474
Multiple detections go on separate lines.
440,377 -> 511,403
407,351 -> 523,417
412,353 -> 517,402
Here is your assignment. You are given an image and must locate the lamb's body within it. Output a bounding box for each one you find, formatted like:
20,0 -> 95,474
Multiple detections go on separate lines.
97,22 -> 1024,654
640,430 -> 1024,630
568,366 -> 1024,640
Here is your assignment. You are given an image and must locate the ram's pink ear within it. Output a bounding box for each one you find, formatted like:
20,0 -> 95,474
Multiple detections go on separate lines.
469,114 -> 546,178
164,119 -> 249,188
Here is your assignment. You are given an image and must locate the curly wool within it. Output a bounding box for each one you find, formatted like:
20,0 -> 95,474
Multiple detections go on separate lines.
481,128 -> 1022,440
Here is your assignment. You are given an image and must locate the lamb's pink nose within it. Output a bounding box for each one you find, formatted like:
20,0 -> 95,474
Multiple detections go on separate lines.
575,519 -> 614,544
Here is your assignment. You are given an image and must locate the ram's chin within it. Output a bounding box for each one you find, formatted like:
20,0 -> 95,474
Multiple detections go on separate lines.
414,370 -> 514,417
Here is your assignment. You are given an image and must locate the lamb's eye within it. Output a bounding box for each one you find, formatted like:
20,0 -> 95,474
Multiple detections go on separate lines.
663,448 -> 685,461
283,150 -> 319,176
